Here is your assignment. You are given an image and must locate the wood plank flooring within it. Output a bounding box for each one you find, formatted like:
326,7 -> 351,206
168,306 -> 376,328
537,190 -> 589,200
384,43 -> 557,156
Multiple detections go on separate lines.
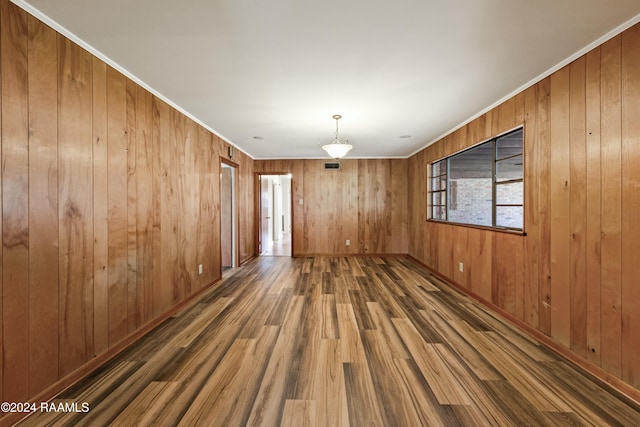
262,235 -> 292,257
18,256 -> 640,426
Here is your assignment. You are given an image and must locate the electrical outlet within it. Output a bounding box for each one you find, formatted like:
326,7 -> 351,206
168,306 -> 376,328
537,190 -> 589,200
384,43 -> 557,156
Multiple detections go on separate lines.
198,264 -> 203,275
346,240 -> 350,246
459,262 -> 464,272
299,199 -> 304,205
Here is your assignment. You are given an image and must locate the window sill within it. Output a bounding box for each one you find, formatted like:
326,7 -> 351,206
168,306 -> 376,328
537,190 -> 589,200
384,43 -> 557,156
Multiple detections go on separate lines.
426,219 -> 526,236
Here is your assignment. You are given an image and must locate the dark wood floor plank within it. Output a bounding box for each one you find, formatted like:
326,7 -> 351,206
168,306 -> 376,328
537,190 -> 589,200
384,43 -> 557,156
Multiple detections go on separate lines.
361,329 -> 423,426
246,296 -> 306,426
343,362 -> 385,427
16,256 -> 640,427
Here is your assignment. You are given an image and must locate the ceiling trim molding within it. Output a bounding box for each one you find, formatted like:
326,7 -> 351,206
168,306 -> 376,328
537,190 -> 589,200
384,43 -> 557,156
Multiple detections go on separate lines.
10,0 -> 255,160
254,156 -> 410,161
406,11 -> 640,159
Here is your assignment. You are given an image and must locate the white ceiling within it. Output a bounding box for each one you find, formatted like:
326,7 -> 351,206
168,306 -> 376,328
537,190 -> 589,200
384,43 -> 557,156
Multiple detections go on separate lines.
14,0 -> 640,159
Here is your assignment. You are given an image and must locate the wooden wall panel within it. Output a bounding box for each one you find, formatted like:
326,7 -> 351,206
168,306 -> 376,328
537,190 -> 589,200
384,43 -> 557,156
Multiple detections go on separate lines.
2,1 -> 29,401
196,126 -> 218,286
27,15 -> 59,395
600,35 -> 623,378
585,47 -> 602,365
390,160 -> 408,253
549,66 -> 571,348
468,227 -> 491,301
151,97 -> 165,318
106,66 -> 128,347
92,57 -> 109,357
569,57 -> 588,358
126,78 -> 139,334
621,24 -> 640,388
234,144 -> 254,265
171,110 -> 186,302
57,35 -> 94,377
135,86 -> 154,322
408,21 -> 640,398
522,85 -> 539,329
536,78 -> 553,337
340,160 -> 358,255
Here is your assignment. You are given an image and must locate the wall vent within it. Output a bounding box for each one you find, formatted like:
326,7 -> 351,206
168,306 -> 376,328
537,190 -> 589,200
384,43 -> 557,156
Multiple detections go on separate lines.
324,162 -> 341,170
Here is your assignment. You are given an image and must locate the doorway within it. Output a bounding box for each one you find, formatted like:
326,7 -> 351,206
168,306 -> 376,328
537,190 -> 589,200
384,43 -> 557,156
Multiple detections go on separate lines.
221,161 -> 238,269
257,173 -> 292,257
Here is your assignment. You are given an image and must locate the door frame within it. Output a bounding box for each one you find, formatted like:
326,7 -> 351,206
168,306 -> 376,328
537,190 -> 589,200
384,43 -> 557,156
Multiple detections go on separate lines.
220,158 -> 239,269
255,172 -> 294,257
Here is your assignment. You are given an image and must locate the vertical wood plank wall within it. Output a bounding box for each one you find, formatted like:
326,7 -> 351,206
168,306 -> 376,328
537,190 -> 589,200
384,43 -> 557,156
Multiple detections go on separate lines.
0,0 -> 254,414
408,23 -> 640,392
254,159 -> 408,256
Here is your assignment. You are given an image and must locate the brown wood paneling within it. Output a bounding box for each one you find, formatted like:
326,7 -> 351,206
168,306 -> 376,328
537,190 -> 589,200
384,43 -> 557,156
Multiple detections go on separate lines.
468,227 -> 491,302
549,65 -> 571,348
196,125 -> 218,287
451,226 -> 468,288
107,66 -> 129,347
491,233 -> 522,317
157,99 -> 175,314
340,160 -> 358,255
151,97 -> 165,318
522,85 -> 539,329
390,160 -> 408,254
2,1 -> 29,401
27,14 -> 59,395
585,47 -> 602,365
496,97 -> 517,135
135,86 -> 154,323
569,57 -> 588,358
126,78 -> 139,334
239,150 -> 255,264
536,78 -> 553,337
621,23 -> 640,388
171,110 -> 186,302
57,35 -> 94,377
93,57 -> 109,357
600,35 -> 623,377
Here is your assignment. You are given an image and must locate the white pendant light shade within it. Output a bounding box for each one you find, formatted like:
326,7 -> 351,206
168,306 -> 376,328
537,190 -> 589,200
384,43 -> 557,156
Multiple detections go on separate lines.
322,115 -> 353,159
322,141 -> 353,158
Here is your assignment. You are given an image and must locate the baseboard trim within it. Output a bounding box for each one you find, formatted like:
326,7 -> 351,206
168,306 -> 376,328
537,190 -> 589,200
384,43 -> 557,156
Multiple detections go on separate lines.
292,253 -> 407,257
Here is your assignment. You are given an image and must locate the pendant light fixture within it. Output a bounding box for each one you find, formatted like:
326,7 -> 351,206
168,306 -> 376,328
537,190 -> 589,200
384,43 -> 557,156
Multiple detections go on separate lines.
322,114 -> 353,159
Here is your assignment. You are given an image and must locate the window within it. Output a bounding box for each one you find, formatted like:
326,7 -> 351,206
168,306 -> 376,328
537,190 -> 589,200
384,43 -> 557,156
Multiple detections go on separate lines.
428,127 -> 523,231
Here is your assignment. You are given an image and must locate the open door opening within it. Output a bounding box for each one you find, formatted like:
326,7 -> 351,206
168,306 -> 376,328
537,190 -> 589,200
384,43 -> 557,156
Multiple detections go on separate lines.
257,173 -> 292,257
221,161 -> 238,269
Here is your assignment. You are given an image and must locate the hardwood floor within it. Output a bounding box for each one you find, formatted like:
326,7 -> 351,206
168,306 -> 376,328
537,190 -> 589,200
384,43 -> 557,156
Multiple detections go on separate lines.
262,234 -> 292,257
18,256 -> 640,426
